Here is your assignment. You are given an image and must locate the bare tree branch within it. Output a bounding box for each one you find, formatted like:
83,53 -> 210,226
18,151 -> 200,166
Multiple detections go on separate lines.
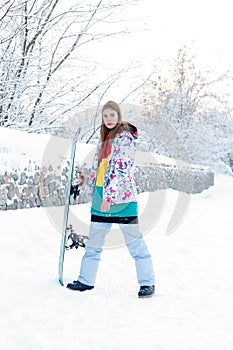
0,0 -> 140,130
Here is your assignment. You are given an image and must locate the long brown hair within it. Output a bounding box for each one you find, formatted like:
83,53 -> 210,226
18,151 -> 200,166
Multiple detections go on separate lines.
100,101 -> 130,143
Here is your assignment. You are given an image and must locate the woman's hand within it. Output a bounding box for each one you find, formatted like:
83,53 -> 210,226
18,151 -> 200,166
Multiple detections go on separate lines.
101,200 -> 111,212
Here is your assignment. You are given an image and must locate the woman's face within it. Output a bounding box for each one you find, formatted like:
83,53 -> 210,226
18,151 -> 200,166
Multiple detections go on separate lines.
102,108 -> 118,129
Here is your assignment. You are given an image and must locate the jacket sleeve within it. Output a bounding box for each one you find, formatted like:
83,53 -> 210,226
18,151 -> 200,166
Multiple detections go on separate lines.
102,131 -> 137,204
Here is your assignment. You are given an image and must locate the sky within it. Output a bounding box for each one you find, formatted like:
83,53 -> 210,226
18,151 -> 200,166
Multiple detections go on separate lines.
128,0 -> 233,70
136,0 -> 232,56
91,0 -> 233,104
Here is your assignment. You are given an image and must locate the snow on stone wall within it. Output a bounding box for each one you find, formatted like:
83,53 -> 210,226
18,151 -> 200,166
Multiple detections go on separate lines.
0,160 -> 214,211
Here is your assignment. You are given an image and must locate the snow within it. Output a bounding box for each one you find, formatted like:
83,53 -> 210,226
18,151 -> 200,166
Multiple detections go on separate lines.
1,127 -> 233,349
0,127 -> 96,171
0,126 -> 196,172
1,173 -> 233,350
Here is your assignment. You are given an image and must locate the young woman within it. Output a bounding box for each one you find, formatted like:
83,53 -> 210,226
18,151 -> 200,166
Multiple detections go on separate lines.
67,101 -> 155,298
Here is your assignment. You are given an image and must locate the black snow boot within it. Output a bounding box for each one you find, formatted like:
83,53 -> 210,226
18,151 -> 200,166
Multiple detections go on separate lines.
67,280 -> 94,292
138,285 -> 155,298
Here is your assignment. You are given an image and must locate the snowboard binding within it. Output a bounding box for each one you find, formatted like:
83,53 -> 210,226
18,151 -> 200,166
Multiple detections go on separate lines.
65,224 -> 88,250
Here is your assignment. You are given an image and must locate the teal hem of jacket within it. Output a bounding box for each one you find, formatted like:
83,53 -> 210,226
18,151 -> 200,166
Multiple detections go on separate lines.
91,186 -> 138,220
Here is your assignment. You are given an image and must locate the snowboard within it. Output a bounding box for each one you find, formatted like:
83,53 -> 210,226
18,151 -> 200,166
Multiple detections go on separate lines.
58,127 -> 88,286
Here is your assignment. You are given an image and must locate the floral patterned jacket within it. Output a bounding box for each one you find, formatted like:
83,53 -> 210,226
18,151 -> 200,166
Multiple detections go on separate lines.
87,126 -> 139,205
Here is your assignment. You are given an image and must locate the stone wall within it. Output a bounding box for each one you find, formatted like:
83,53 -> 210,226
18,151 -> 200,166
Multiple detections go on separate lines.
0,160 -> 214,211
135,164 -> 214,194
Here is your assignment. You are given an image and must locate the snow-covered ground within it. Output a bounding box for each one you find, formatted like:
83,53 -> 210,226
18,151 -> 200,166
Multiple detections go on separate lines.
1,173 -> 233,350
1,127 -> 233,349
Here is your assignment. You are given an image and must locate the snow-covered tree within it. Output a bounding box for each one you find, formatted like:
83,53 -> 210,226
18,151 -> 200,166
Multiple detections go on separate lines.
0,0 -> 137,133
141,46 -> 233,174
